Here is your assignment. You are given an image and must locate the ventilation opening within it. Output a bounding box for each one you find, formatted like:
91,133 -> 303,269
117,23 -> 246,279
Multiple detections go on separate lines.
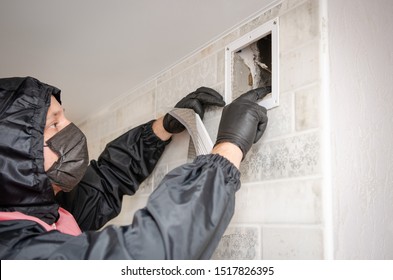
233,33 -> 272,99
225,18 -> 279,109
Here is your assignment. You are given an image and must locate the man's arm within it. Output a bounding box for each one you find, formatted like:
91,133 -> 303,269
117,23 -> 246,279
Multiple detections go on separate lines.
56,120 -> 170,231
57,87 -> 225,231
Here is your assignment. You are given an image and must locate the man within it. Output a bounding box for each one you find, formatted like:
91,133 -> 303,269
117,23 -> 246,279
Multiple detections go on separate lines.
0,76 -> 268,259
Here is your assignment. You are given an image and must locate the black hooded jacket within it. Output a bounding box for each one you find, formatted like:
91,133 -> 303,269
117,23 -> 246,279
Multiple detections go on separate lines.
0,77 -> 240,259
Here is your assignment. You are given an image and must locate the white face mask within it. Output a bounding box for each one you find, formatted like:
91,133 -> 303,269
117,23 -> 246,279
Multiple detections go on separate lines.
45,123 -> 89,192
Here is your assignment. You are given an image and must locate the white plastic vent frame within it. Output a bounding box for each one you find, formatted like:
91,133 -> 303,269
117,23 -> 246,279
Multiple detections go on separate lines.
225,17 -> 279,109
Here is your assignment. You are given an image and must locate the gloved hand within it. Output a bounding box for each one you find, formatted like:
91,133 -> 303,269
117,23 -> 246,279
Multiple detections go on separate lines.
215,87 -> 270,159
163,87 -> 225,133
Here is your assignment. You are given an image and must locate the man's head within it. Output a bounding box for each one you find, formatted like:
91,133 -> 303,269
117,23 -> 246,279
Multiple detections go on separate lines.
43,96 -> 89,194
0,77 -> 88,223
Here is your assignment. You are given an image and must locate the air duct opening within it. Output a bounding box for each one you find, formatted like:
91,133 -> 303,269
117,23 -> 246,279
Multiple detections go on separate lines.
225,18 -> 279,109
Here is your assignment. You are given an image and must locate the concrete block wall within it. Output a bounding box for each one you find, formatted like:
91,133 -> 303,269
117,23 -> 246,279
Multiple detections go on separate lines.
78,0 -> 326,259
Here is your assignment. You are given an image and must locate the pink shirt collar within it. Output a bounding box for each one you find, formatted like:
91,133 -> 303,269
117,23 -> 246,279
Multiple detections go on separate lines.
0,207 -> 82,236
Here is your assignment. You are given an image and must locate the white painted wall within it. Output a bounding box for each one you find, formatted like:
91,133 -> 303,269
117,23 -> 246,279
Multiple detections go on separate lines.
328,0 -> 393,259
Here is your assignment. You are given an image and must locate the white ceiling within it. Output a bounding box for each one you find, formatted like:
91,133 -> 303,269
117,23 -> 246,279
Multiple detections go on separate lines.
0,0 -> 277,123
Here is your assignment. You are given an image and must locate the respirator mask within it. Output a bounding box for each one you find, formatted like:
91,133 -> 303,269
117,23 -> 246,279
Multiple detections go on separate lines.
45,123 -> 89,192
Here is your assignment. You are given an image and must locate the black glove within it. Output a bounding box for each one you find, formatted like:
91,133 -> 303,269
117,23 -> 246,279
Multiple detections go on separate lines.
163,87 -> 225,133
215,87 -> 270,159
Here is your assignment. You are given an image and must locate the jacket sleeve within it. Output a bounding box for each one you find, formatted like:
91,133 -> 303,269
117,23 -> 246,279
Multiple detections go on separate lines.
80,154 -> 240,259
56,120 -> 170,231
126,153 -> 241,259
20,153 -> 240,260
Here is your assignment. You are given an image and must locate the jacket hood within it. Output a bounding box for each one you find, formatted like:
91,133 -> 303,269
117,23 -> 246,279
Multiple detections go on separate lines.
0,76 -> 61,224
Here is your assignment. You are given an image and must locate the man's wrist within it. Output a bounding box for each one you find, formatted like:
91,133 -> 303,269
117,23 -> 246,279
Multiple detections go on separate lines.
211,142 -> 242,169
152,117 -> 173,141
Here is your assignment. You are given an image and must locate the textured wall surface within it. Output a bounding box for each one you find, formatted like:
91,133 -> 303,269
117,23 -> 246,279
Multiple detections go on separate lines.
328,0 -> 393,259
79,0 -> 327,259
